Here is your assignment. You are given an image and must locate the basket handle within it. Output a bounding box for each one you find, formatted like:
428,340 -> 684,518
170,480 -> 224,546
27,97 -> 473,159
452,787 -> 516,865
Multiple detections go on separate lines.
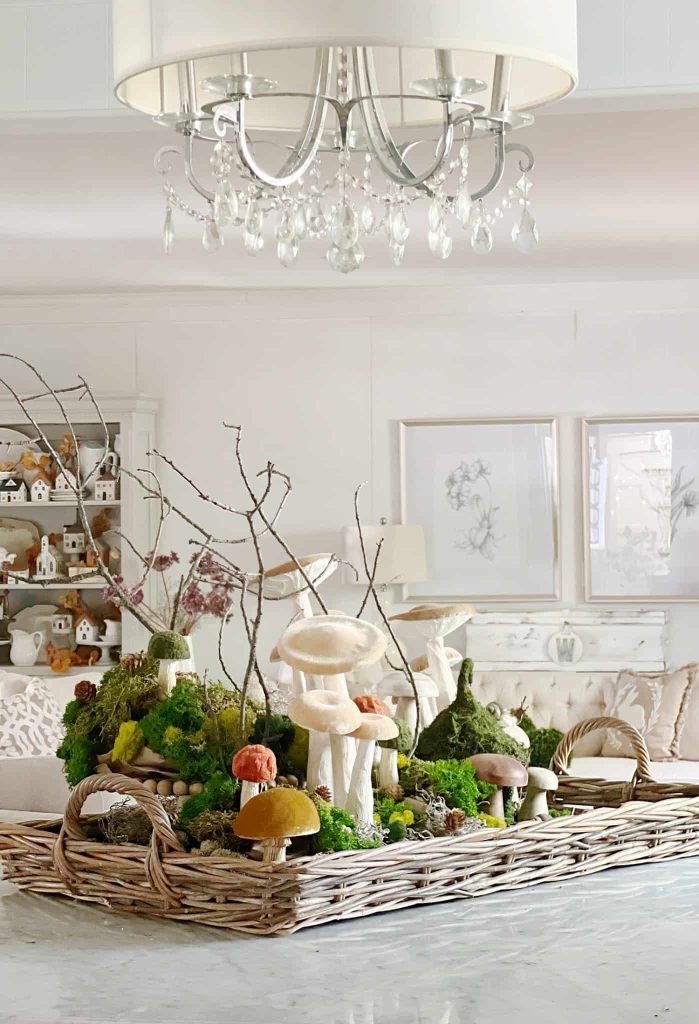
550,716 -> 654,784
53,773 -> 183,907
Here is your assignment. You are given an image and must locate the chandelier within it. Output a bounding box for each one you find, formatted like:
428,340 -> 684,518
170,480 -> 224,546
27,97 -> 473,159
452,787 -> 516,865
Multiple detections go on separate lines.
113,2 -> 578,273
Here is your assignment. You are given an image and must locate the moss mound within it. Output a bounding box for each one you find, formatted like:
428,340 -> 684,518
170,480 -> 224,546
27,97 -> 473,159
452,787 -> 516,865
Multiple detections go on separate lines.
416,658 -> 528,765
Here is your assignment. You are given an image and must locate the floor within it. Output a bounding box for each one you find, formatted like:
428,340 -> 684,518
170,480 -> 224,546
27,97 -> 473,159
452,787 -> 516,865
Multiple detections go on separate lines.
1,860 -> 698,1024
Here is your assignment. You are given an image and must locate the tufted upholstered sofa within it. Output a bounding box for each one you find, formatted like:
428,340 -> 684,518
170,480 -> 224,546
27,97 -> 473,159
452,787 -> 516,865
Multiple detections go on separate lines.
472,670 -> 699,784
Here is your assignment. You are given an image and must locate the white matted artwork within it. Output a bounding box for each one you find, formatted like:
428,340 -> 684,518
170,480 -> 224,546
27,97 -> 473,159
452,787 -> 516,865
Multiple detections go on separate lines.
399,418 -> 560,601
584,416 -> 699,601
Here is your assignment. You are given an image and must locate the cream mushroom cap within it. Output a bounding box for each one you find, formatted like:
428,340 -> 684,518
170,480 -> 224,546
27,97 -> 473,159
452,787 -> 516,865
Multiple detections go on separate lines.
259,553 -> 337,599
527,766 -> 559,792
390,604 -> 473,639
350,713 -> 399,743
278,614 -> 387,675
270,645 -> 280,663
377,671 -> 439,699
288,690 -> 361,735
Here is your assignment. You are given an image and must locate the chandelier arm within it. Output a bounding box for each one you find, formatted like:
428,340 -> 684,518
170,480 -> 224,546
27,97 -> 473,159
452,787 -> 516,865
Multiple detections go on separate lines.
215,49 -> 332,189
352,47 -> 453,190
469,129 -> 506,202
505,141 -> 535,174
183,133 -> 215,203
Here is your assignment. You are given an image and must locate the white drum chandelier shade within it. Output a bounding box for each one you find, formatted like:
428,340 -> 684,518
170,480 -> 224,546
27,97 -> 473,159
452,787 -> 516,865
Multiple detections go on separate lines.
114,1 -> 578,123
112,0 -> 578,274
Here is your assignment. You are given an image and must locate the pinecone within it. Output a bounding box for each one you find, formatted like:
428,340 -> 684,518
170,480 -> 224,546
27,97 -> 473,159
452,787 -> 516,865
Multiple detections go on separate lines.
314,785 -> 332,804
445,808 -> 467,833
74,679 -> 97,703
382,783 -> 405,803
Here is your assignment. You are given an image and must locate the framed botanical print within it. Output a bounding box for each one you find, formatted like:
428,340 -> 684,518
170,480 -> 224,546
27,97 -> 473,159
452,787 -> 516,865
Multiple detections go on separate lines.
583,416 -> 699,601
399,418 -> 560,602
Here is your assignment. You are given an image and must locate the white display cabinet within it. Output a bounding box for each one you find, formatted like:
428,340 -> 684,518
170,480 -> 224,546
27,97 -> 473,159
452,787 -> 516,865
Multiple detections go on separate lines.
0,394 -> 158,677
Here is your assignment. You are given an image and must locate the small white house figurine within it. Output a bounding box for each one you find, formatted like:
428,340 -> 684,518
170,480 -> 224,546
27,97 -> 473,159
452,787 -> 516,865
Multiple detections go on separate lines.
29,469 -> 52,503
75,611 -> 101,645
0,478 -> 27,504
54,467 -> 77,493
93,468 -> 118,503
63,520 -> 86,559
52,611 -> 72,636
34,536 -> 58,580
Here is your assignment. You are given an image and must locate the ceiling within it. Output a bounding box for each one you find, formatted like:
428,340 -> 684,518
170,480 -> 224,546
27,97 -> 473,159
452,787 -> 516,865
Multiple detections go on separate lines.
0,105 -> 697,294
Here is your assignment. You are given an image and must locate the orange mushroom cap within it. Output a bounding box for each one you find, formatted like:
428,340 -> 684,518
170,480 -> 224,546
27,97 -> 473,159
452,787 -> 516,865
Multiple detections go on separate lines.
231,744 -> 277,784
353,694 -> 389,716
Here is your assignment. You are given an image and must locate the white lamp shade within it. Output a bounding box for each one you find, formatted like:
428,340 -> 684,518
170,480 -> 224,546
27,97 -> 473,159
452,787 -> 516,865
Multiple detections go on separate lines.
113,0 -> 578,125
343,524 -> 427,586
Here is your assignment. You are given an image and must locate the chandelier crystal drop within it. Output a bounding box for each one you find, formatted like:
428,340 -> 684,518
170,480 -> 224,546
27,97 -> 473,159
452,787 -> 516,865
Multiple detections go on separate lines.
114,1 -> 578,274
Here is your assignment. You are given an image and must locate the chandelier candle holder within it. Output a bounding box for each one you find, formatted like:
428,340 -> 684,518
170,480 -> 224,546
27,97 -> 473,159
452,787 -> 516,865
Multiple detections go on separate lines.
113,1 -> 578,273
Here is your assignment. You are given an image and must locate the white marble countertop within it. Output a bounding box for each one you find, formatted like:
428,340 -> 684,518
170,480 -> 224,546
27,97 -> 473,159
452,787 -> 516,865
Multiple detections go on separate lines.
2,860 -> 699,1024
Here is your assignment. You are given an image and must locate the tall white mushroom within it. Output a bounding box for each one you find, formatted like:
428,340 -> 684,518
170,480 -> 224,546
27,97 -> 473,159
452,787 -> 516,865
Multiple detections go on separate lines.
346,713 -> 398,825
258,553 -> 337,617
377,670 -> 439,734
410,647 -> 461,720
278,614 -> 387,807
288,690 -> 361,805
390,605 -> 473,711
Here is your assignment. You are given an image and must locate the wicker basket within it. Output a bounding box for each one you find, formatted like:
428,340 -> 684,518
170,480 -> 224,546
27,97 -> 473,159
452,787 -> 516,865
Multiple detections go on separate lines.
2,717 -> 699,936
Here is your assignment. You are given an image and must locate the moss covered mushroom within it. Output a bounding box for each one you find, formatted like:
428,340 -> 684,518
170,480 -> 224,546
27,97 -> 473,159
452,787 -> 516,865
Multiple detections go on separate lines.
147,630 -> 191,695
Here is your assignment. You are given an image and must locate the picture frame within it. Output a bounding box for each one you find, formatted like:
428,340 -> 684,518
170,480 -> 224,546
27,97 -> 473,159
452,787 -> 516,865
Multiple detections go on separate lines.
583,416 -> 699,602
399,417 -> 560,602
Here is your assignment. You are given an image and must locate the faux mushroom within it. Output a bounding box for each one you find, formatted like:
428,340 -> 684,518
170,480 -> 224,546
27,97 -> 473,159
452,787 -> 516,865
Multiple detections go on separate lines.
270,643 -> 305,697
377,670 -> 439,734
147,630 -> 191,695
232,744 -> 277,807
353,694 -> 389,716
518,766 -> 559,822
258,553 -> 337,617
288,690 -> 361,807
377,718 -> 413,789
233,787 -> 320,863
279,614 -> 387,804
346,713 -> 398,825
390,605 -> 473,711
468,752 -> 528,821
410,647 -> 461,720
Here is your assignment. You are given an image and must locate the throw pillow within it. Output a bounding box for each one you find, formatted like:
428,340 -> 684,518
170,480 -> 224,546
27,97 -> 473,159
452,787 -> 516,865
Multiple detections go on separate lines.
0,679 -> 64,757
674,665 -> 699,760
601,665 -> 696,761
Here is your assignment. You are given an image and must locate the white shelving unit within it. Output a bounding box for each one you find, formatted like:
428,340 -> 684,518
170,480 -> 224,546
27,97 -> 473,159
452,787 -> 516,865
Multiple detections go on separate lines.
0,393 -> 158,676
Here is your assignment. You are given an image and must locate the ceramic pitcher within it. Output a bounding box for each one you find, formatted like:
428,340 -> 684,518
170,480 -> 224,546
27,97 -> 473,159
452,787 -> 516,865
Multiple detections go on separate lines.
78,443 -> 119,495
10,629 -> 43,667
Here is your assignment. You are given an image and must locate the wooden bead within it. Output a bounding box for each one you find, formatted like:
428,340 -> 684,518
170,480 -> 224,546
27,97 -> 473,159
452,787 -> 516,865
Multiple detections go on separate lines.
143,779 -> 158,793
156,779 -> 173,797
173,780 -> 188,797
188,782 -> 204,796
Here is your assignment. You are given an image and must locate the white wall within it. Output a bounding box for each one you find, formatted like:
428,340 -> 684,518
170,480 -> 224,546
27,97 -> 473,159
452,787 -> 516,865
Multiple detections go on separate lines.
1,279 -> 698,679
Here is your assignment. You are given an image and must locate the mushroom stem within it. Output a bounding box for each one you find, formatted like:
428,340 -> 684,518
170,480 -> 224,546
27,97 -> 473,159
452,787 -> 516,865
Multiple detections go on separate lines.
306,730 -> 334,794
291,667 -> 307,696
239,780 -> 260,808
323,672 -> 350,699
329,732 -> 354,809
345,739 -> 376,825
261,837 -> 291,864
157,659 -> 180,696
378,748 -> 399,789
294,590 -> 314,618
426,637 -> 457,711
395,695 -> 417,736
488,788 -> 505,820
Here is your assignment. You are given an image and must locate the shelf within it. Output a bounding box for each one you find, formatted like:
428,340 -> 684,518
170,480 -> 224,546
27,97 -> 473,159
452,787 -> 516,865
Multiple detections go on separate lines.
1,582 -> 107,590
0,501 -> 120,509
0,664 -> 114,677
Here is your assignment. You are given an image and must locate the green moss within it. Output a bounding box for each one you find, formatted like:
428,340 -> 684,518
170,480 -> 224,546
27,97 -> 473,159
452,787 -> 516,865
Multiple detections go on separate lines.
62,699 -> 84,728
519,714 -> 564,769
416,658 -> 528,765
112,720 -> 145,764
161,726 -> 218,783
247,712 -> 306,774
178,771 -> 239,826
140,679 -> 206,753
548,807 -> 572,819
83,655 -> 160,747
399,757 -> 495,817
311,799 -> 382,853
183,810 -> 238,849
378,718 -> 413,753
479,812 -> 506,829
387,820 -> 407,843
147,630 -> 190,661
373,796 -> 418,828
286,725 -> 309,775
57,735 -> 97,787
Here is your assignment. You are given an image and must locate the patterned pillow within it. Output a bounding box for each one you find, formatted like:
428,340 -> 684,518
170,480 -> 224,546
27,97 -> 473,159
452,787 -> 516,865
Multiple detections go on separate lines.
602,666 -> 696,761
0,679 -> 64,757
